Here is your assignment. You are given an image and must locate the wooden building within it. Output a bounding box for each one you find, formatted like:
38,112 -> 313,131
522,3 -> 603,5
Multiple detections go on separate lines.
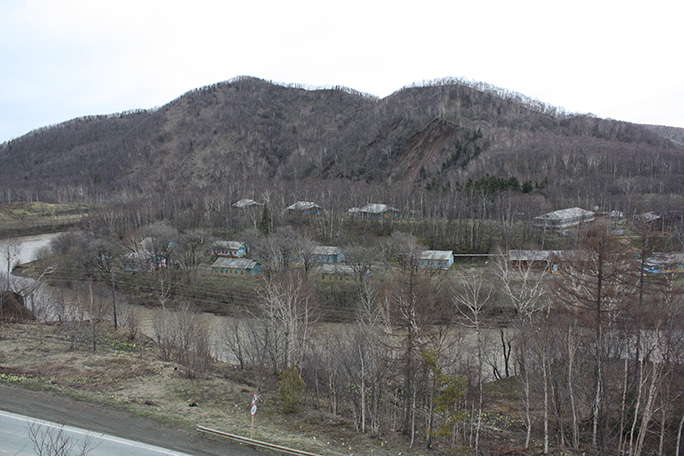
508,250 -> 568,274
419,250 -> 454,269
232,199 -> 263,209
286,201 -> 323,215
316,264 -> 368,283
311,246 -> 344,263
211,257 -> 261,277
534,207 -> 595,231
351,203 -> 401,220
211,241 -> 249,258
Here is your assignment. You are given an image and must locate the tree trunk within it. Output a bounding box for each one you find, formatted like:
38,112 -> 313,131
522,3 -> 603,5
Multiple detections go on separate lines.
675,409 -> 684,456
359,346 -> 366,434
542,345 -> 549,455
592,249 -> 604,450
568,324 -> 580,452
628,340 -> 644,456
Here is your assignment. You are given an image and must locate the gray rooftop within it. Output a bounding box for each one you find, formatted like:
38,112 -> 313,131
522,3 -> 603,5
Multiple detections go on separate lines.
637,211 -> 661,222
211,257 -> 259,269
313,246 -> 341,256
647,252 -> 684,264
212,240 -> 246,250
287,201 -> 321,211
358,203 -> 399,214
535,207 -> 594,221
509,250 -> 573,262
233,199 -> 263,208
316,264 -> 359,275
420,250 -> 453,261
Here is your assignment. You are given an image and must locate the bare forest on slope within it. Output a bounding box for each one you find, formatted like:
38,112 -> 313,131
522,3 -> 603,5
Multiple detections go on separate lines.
3,76 -> 684,456
2,76 -> 683,214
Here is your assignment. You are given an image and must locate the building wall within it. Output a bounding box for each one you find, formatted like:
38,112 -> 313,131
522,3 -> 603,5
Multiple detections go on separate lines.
289,208 -> 321,215
313,254 -> 341,263
212,266 -> 260,277
419,257 -> 453,269
214,245 -> 247,257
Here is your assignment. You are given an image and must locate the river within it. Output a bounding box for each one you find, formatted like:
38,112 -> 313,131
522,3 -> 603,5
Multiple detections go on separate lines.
0,232 -> 61,269
3,233 -> 508,374
1,233 -> 62,320
1,233 -> 245,363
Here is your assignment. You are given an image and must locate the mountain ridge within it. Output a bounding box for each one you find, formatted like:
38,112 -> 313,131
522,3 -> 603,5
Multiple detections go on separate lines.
1,76 -> 683,206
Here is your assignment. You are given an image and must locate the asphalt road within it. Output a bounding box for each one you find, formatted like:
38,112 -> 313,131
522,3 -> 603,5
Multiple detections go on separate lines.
0,385 -> 260,456
0,409 -> 195,455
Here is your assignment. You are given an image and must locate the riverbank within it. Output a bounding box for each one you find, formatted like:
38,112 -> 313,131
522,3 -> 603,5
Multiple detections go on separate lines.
0,202 -> 89,239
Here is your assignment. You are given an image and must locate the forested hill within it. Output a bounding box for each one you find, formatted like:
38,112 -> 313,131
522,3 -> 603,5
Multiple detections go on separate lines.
1,76 -> 683,202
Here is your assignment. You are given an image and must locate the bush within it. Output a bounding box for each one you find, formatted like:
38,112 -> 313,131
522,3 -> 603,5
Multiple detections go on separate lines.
279,365 -> 305,413
49,231 -> 85,255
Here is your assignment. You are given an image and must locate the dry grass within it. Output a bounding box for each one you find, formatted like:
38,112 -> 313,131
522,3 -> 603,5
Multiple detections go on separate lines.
0,322 -> 430,456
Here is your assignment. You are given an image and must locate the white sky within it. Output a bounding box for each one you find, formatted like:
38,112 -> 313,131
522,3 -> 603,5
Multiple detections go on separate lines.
1,0 -> 683,143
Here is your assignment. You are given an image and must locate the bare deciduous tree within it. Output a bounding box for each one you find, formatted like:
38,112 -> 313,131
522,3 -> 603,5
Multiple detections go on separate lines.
452,271 -> 493,456
256,271 -> 318,372
553,223 -> 637,451
27,422 -> 97,456
176,229 -> 210,274
496,251 -> 549,447
2,239 -> 22,291
152,303 -> 212,376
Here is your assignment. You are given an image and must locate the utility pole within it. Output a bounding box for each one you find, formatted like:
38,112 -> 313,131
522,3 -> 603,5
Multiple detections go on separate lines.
111,268 -> 118,331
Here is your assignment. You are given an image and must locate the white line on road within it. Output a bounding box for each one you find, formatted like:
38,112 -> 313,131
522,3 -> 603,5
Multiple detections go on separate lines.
0,410 -> 194,455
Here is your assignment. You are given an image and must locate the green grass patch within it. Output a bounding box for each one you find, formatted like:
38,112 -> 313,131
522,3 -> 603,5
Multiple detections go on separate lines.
0,202 -> 91,220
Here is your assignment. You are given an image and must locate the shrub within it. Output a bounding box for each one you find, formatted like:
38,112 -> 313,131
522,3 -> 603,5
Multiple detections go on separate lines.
279,364 -> 305,413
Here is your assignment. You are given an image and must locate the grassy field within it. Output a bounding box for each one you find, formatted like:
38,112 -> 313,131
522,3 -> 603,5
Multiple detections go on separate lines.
0,202 -> 90,237
0,322 -> 455,456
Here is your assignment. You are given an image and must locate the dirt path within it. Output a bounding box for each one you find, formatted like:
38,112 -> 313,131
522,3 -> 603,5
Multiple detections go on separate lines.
0,384 -> 261,456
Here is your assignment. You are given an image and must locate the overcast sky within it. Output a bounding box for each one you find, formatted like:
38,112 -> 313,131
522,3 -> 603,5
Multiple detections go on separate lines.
1,0 -> 682,143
